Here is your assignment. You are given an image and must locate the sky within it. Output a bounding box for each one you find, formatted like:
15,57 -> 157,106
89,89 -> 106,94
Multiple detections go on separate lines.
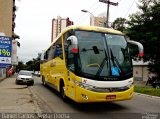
15,0 -> 140,63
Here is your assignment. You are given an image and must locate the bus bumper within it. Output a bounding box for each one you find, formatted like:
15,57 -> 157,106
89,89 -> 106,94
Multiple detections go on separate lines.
75,86 -> 134,103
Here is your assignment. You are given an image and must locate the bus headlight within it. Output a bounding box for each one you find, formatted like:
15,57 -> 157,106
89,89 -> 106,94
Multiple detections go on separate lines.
83,83 -> 94,90
126,81 -> 134,88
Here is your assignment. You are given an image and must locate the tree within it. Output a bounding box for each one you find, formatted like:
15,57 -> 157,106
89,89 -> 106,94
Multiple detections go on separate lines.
112,17 -> 127,32
126,0 -> 160,80
16,61 -> 25,72
26,60 -> 34,71
25,53 -> 41,72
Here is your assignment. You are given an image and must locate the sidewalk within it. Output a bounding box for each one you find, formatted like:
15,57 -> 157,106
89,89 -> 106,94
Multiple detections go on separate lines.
0,77 -> 41,113
134,80 -> 152,88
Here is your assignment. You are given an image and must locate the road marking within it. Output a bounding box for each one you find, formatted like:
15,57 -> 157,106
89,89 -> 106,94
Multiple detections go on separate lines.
135,92 -> 160,99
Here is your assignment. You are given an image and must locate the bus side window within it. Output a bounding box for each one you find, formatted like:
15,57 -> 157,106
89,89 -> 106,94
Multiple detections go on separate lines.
44,51 -> 48,62
53,37 -> 63,59
67,46 -> 75,71
48,45 -> 56,61
64,32 -> 75,71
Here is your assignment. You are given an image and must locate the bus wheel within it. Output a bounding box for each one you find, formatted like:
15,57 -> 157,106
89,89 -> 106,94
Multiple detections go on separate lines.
60,81 -> 68,102
42,77 -> 46,86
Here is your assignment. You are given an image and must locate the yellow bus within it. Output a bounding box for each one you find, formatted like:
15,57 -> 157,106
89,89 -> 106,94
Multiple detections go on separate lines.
40,25 -> 144,103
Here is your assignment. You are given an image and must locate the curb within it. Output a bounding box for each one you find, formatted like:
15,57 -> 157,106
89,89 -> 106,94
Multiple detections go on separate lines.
0,75 -> 16,83
27,87 -> 42,113
0,77 -> 6,82
135,92 -> 160,99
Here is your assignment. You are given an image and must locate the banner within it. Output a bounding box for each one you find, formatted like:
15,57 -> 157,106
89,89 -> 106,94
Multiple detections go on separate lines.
11,40 -> 18,65
0,36 -> 12,68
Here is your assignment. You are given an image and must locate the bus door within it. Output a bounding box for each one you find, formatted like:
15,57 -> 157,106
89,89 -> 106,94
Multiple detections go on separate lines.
66,70 -> 76,100
42,51 -> 50,83
65,36 -> 77,100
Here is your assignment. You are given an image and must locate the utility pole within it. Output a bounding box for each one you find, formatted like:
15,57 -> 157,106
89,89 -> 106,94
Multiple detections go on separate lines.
99,0 -> 118,28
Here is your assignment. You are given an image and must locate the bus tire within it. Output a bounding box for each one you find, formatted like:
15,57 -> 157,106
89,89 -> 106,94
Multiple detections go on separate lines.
60,80 -> 68,102
42,76 -> 46,86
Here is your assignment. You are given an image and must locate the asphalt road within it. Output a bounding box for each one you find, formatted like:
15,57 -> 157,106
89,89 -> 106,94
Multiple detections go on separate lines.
28,76 -> 160,119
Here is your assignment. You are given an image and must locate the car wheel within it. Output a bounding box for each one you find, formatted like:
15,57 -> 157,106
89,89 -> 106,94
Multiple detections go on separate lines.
30,81 -> 34,86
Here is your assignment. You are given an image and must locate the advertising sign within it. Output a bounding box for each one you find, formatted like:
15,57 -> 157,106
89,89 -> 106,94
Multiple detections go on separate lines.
0,36 -> 12,68
11,40 -> 18,65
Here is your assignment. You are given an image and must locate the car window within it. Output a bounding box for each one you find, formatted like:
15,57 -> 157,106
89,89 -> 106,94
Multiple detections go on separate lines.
19,71 -> 32,76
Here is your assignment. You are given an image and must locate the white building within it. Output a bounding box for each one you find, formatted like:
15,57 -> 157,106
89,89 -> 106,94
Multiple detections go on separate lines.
51,16 -> 73,42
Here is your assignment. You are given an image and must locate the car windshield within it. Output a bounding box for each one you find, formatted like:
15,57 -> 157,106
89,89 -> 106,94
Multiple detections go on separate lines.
75,30 -> 132,80
19,71 -> 32,76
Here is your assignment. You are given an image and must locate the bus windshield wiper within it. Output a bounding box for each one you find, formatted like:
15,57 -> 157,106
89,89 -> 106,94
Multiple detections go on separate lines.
110,48 -> 124,75
95,49 -> 109,79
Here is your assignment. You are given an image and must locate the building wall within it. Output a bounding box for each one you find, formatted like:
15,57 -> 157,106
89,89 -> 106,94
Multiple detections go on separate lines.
0,0 -> 13,37
133,65 -> 156,82
61,20 -> 67,32
0,0 -> 14,80
0,68 -> 6,81
91,17 -> 106,27
51,16 -> 73,42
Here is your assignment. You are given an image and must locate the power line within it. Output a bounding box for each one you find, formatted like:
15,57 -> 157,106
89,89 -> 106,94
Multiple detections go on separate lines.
75,0 -> 98,24
76,3 -> 102,25
75,0 -> 100,24
88,0 -> 100,11
75,0 -> 122,25
118,0 -> 123,2
90,2 -> 102,13
99,0 -> 118,27
124,0 -> 136,18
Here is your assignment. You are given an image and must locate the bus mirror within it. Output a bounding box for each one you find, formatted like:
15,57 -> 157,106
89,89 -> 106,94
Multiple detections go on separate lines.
67,40 -> 71,46
67,35 -> 78,53
93,46 -> 99,54
127,40 -> 144,57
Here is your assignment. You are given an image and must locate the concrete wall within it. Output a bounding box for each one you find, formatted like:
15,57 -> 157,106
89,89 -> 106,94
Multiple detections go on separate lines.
0,0 -> 13,80
0,0 -> 13,37
133,65 -> 154,81
0,68 -> 6,80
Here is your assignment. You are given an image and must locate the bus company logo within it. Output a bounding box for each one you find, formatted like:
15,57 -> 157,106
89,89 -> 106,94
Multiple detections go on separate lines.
83,80 -> 87,84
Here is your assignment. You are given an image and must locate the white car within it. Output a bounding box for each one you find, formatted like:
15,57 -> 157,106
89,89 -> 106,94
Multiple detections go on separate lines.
34,71 -> 40,77
16,70 -> 34,85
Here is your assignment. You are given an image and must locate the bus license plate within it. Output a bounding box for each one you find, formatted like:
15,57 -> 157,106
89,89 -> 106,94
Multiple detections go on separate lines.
106,95 -> 116,99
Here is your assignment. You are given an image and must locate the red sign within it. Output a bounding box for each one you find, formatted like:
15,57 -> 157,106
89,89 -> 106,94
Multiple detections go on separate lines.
106,95 -> 116,99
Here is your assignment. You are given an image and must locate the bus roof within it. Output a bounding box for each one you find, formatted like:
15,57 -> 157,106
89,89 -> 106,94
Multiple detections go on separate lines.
45,25 -> 124,52
66,25 -> 122,34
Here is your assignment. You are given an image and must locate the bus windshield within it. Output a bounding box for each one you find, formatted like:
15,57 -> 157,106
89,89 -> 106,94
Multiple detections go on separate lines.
75,30 -> 132,81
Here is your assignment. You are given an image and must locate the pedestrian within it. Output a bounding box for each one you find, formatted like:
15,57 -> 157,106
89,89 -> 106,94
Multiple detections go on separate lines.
7,68 -> 12,77
146,72 -> 151,85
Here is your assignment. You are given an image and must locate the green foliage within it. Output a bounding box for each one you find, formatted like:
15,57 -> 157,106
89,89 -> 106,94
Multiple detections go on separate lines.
16,55 -> 40,72
16,61 -> 25,71
112,17 -> 127,32
25,58 -> 40,71
135,86 -> 160,97
126,0 -> 160,79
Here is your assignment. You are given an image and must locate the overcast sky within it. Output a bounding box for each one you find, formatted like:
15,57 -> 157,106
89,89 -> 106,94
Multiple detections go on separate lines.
15,0 -> 140,63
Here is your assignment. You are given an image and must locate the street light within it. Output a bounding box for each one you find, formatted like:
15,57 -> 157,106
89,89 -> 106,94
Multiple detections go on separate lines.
81,9 -> 94,26
99,0 -> 118,28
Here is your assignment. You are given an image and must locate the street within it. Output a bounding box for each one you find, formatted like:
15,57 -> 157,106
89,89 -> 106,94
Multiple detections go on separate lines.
0,76 -> 160,119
